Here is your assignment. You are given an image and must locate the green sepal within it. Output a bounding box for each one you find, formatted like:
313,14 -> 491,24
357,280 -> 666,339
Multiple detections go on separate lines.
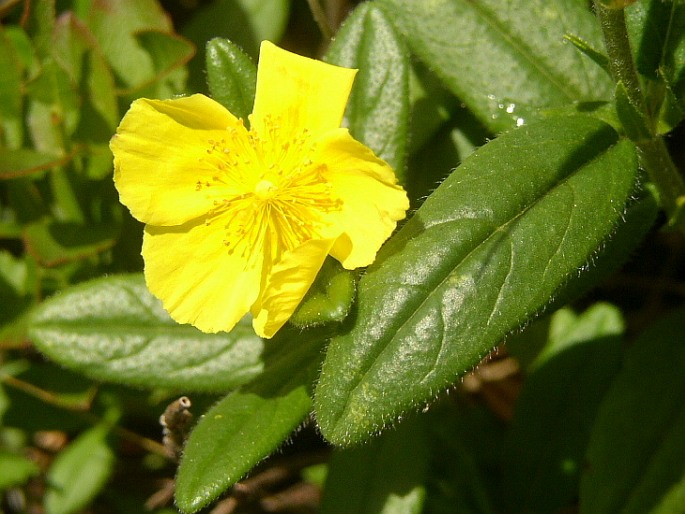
290,257 -> 356,329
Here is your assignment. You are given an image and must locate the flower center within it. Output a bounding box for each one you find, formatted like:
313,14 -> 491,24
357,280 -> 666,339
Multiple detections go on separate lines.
197,117 -> 341,262
254,179 -> 277,200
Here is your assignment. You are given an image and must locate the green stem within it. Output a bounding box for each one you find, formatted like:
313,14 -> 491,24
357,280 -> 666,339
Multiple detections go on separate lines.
595,1 -> 685,228
306,0 -> 333,41
596,4 -> 645,112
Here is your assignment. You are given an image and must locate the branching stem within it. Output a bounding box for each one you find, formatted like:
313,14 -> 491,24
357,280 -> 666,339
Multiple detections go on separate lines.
595,1 -> 685,229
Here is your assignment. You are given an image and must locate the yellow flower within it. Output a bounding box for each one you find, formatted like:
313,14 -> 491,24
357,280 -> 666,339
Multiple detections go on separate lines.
111,41 -> 408,338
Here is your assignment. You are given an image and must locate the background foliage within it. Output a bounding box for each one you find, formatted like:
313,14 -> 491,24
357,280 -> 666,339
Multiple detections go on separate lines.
1,0 -> 685,513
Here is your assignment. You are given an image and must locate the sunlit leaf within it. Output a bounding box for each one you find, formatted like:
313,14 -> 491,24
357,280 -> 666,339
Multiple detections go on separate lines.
29,274 -> 266,392
315,115 -> 638,445
376,0 -> 612,132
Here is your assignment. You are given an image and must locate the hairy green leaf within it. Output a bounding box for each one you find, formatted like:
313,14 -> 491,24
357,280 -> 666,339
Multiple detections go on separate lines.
326,3 -> 410,177
205,37 -> 256,121
175,327 -> 325,513
29,274 -> 266,392
315,115 -> 638,445
376,0 -> 612,132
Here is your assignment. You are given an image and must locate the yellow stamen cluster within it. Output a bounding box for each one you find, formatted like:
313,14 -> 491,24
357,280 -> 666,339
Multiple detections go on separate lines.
197,117 -> 342,262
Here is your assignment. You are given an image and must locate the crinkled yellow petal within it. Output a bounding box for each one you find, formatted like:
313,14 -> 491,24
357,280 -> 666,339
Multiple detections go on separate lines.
112,94 -> 241,226
250,41 -> 356,140
142,218 -> 263,334
315,129 -> 409,269
252,238 -> 335,338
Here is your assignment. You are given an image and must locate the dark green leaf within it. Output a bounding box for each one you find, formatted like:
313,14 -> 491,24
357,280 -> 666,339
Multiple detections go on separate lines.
175,327 -> 325,513
502,304 -> 624,514
29,274 -> 266,392
626,0 -> 685,82
315,115 -> 638,445
0,362 -> 94,432
182,0 -> 290,59
23,220 -> 118,266
205,37 -> 256,121
580,306 -> 685,514
0,149 -> 74,179
326,3 -> 410,176
546,185 -> 658,312
321,417 -> 428,514
44,424 -> 115,514
376,0 -> 613,132
183,0 -> 290,94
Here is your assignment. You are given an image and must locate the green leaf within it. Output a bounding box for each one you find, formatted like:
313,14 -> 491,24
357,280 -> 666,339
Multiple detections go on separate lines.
314,115 -> 638,445
205,37 -> 257,121
23,220 -> 118,266
502,304 -> 624,514
135,30 -> 195,84
0,452 -> 40,489
183,0 -> 290,94
325,3 -> 410,176
615,81 -> 652,141
0,250 -> 36,338
626,0 -> 685,82
580,306 -> 685,514
321,417 -> 428,514
376,0 -> 613,133
44,424 -> 115,514
29,274 -> 266,392
545,185 -> 658,312
0,149 -> 74,179
0,26 -> 24,149
564,33 -> 611,77
0,361 -> 94,432
52,13 -> 118,133
175,327 -> 325,513
182,0 -> 290,59
85,0 -> 187,96
290,257 -> 356,329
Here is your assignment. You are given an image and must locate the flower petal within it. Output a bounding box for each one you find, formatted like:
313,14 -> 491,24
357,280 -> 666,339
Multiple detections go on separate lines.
143,219 -> 264,334
112,94 -> 242,226
250,41 -> 356,139
315,129 -> 409,269
252,238 -> 335,338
